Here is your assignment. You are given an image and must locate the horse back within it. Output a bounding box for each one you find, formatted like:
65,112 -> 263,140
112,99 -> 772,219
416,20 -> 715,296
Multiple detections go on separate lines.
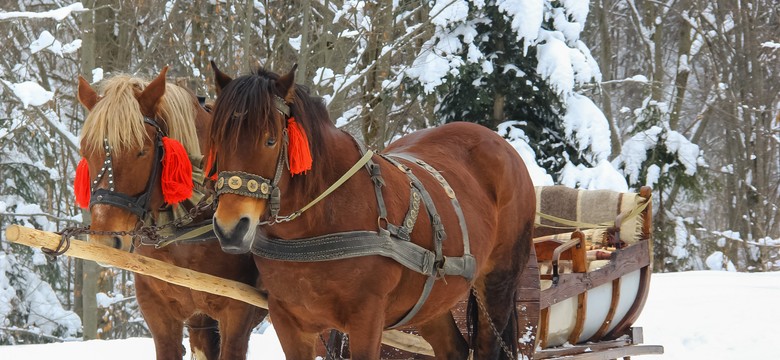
383,121 -> 535,267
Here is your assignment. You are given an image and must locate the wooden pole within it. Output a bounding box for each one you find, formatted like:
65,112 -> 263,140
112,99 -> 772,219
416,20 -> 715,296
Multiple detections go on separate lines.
3,225 -> 434,355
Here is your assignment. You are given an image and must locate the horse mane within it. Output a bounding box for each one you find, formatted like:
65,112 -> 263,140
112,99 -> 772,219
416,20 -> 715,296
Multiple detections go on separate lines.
80,74 -> 201,156
210,67 -> 329,161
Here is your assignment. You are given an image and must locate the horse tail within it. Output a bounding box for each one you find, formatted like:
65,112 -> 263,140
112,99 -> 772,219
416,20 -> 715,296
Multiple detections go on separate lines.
466,287 -> 478,350
508,290 -> 520,358
466,287 -> 521,358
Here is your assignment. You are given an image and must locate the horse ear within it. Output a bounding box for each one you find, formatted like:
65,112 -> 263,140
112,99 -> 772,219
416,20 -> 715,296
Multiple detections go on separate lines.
138,66 -> 169,115
211,61 -> 233,96
77,76 -> 99,111
276,64 -> 298,103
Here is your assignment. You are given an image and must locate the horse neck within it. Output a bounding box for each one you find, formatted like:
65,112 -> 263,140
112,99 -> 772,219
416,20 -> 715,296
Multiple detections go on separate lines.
272,127 -> 369,238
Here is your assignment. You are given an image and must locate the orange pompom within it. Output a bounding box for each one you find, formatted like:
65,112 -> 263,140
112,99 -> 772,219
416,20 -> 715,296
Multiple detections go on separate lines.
74,158 -> 91,208
161,137 -> 193,204
286,117 -> 312,175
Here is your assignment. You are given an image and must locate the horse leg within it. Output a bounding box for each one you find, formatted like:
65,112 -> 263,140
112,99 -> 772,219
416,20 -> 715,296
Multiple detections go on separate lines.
136,281 -> 186,359
417,312 -> 469,359
268,299 -> 318,359
187,315 -> 220,360
216,302 -> 266,360
344,301 -> 387,360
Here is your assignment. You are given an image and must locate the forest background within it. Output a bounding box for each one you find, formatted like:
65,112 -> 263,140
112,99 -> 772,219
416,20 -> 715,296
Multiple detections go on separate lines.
0,0 -> 778,344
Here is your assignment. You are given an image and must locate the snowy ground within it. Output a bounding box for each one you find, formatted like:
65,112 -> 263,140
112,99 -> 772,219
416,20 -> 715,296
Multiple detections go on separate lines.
0,271 -> 777,359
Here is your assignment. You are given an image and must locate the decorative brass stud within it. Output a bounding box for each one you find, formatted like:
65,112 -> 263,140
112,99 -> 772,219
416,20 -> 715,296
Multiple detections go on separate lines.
260,182 -> 270,194
216,177 -> 225,189
247,179 -> 259,193
445,186 -> 456,199
228,176 -> 242,190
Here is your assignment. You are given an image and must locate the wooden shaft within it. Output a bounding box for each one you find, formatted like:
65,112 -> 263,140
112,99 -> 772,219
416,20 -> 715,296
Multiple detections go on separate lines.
3,225 -> 434,355
5,224 -> 270,308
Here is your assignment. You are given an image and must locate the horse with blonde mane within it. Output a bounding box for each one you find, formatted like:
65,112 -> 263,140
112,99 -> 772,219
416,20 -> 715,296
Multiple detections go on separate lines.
75,68 -> 265,359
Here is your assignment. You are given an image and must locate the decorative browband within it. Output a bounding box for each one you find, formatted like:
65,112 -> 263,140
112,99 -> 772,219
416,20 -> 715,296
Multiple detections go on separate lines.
215,170 -> 274,199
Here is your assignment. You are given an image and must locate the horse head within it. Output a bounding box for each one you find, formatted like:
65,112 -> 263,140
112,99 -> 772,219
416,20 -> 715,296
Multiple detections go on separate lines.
75,67 -> 203,251
209,62 -> 309,254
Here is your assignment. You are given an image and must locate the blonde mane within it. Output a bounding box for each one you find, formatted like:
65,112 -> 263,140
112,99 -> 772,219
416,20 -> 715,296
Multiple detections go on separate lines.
80,74 -> 200,156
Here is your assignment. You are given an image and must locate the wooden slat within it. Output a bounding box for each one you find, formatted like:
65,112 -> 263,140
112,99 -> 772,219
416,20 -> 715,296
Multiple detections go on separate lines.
590,278 -> 621,341
568,292 -> 587,344
606,265 -> 652,339
536,345 -> 664,360
540,241 -> 649,309
539,307 -> 550,349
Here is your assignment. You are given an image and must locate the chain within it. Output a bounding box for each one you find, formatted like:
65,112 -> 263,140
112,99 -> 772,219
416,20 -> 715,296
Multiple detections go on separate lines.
319,331 -> 341,360
47,192 -> 215,260
470,287 -> 515,359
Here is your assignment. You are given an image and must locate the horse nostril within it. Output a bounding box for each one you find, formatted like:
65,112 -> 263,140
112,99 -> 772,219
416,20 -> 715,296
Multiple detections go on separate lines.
235,217 -> 250,236
112,236 -> 123,250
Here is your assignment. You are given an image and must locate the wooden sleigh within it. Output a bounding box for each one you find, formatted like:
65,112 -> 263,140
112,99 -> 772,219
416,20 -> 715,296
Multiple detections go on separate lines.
377,185 -> 663,359
4,186 -> 663,359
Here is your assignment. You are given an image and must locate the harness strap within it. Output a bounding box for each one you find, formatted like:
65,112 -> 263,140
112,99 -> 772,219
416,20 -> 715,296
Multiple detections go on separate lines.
271,149 -> 374,223
252,230 -> 436,273
392,154 -> 473,257
380,154 -> 475,328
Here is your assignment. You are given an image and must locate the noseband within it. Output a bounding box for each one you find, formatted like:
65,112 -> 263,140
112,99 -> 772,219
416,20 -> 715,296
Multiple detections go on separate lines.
88,117 -> 165,220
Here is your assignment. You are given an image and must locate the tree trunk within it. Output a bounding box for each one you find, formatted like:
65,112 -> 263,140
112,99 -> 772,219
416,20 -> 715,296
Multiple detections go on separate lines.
596,0 -> 621,158
79,0 -> 99,339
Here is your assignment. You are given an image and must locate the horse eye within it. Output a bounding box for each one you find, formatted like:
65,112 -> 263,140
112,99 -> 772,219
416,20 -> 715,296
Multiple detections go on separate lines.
266,137 -> 277,147
137,150 -> 148,157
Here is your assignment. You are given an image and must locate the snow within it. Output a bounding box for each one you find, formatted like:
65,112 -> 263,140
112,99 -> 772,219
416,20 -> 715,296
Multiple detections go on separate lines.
0,252 -> 81,340
497,0 -> 544,54
430,0 -> 469,27
761,41 -> 780,49
1,80 -> 54,108
498,121 -> 554,186
29,31 -> 81,57
92,68 -> 104,83
0,3 -> 86,21
562,94 -> 611,161
1,271 -> 776,359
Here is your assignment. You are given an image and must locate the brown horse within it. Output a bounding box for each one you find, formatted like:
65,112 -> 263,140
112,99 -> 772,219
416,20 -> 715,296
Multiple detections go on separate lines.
76,68 -> 265,359
208,63 -> 535,359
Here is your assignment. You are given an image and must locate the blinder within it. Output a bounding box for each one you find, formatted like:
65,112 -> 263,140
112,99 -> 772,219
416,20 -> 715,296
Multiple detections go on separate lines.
88,117 -> 165,221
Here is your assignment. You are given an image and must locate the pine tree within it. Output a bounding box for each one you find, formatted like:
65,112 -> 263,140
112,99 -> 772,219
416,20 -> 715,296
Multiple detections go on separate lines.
429,0 -> 607,179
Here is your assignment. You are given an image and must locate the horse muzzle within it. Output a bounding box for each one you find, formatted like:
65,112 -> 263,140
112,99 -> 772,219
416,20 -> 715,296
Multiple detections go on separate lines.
213,214 -> 255,254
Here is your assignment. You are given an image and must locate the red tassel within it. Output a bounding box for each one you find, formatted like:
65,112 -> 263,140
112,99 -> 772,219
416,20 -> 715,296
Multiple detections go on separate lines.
74,158 -> 91,208
287,117 -> 312,175
161,137 -> 193,204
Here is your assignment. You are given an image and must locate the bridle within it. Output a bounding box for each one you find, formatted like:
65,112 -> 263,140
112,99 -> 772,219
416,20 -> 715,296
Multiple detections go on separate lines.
212,96 -> 376,227
212,96 -> 290,225
89,117 -> 166,221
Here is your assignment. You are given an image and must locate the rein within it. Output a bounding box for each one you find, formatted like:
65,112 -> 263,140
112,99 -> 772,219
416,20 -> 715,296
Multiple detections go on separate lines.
262,149 -> 374,225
